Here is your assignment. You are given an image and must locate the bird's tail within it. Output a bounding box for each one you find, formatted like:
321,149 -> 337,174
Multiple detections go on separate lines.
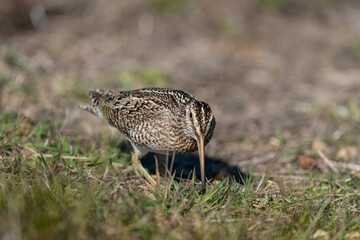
78,89 -> 107,117
79,103 -> 102,116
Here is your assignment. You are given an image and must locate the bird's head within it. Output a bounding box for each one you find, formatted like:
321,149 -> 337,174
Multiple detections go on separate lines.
184,100 -> 215,190
184,101 -> 215,141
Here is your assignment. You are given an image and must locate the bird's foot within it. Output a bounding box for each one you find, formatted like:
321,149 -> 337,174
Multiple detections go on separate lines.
131,153 -> 157,186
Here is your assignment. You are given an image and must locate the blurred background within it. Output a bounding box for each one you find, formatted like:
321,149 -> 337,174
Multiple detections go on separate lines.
1,0 -> 360,174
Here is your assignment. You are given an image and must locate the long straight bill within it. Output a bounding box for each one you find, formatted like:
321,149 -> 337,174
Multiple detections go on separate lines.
197,135 -> 206,190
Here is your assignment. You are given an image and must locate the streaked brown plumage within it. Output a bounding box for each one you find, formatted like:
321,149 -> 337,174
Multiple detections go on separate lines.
81,88 -> 215,189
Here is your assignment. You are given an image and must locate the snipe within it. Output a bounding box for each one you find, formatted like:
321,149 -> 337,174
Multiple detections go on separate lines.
81,88 -> 215,189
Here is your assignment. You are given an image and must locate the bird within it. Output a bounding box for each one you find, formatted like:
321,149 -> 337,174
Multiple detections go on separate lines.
81,87 -> 216,189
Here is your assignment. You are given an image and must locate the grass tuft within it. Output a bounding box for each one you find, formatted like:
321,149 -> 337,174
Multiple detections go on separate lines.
1,108 -> 360,239
116,68 -> 171,90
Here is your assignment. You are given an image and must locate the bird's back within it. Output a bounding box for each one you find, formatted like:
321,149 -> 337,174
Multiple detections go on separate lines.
81,88 -> 199,153
84,88 -> 195,114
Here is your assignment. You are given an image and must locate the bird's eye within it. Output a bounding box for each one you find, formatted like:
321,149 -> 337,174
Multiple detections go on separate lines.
189,112 -> 193,119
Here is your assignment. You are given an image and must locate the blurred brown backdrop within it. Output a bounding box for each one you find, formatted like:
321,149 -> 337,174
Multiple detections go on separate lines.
1,0 -> 360,172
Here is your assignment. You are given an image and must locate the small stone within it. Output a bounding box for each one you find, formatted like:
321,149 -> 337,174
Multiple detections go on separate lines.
269,137 -> 281,150
345,232 -> 360,240
336,146 -> 357,162
298,155 -> 318,170
312,229 -> 329,240
312,141 -> 331,158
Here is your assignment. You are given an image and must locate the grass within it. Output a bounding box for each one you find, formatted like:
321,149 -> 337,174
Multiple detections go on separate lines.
1,1 -> 360,238
116,68 -> 171,90
0,57 -> 359,239
1,108 -> 360,240
257,0 -> 285,12
152,0 -> 190,16
0,49 -> 359,239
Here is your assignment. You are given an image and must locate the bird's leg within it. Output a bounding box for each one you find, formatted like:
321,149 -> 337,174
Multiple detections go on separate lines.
131,152 -> 156,186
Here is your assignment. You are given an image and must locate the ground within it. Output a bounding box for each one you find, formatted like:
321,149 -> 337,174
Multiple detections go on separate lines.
1,0 -> 360,239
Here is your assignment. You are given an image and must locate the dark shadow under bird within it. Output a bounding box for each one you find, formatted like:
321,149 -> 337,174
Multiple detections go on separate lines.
141,153 -> 248,184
